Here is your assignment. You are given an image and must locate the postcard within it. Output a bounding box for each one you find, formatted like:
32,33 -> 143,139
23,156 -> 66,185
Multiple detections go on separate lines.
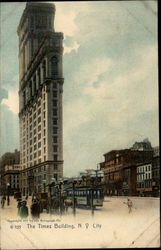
0,1 -> 159,249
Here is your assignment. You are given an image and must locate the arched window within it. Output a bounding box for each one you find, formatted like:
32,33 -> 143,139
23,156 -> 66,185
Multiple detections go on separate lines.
29,80 -> 32,97
51,56 -> 58,79
38,67 -> 41,86
34,75 -> 36,93
43,60 -> 46,80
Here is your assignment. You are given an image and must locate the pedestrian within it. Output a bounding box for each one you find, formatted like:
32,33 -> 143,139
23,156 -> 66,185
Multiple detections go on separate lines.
127,198 -> 133,213
1,196 -> 6,208
19,201 -> 29,218
7,196 -> 10,206
30,199 -> 41,219
17,198 -> 22,215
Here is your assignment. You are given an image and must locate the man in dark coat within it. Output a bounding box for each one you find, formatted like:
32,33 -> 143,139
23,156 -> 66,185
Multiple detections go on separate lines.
1,196 -> 6,208
31,200 -> 41,219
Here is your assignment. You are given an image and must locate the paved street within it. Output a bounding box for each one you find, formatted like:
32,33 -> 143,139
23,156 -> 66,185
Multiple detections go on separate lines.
0,196 -> 160,249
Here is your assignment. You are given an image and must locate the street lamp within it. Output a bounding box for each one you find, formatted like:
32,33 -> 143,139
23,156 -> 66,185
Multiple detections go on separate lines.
90,171 -> 96,216
72,179 -> 77,216
42,179 -> 46,192
58,179 -> 63,215
7,182 -> 10,206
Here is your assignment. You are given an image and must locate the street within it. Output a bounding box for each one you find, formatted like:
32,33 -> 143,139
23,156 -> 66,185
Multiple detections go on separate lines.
0,196 -> 160,248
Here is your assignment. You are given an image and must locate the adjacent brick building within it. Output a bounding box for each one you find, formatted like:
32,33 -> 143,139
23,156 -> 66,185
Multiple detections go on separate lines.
100,149 -> 153,196
152,146 -> 160,196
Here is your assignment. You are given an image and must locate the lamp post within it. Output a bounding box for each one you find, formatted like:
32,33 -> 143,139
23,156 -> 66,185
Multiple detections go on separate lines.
72,179 -> 77,216
42,179 -> 46,192
7,182 -> 10,206
49,177 -> 56,214
59,179 -> 63,215
89,171 -> 96,216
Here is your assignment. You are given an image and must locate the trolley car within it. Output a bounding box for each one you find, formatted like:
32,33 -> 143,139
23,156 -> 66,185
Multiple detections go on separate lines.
64,186 -> 104,208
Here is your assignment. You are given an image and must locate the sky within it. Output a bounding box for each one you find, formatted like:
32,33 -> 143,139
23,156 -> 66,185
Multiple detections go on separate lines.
0,1 -> 158,177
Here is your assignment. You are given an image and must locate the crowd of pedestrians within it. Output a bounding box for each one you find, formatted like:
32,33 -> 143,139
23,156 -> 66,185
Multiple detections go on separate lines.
16,195 -> 41,219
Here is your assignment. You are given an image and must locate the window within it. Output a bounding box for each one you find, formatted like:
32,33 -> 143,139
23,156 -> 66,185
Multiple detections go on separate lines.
53,155 -> 57,161
30,155 -> 32,161
53,82 -> 57,88
53,118 -> 57,125
30,147 -> 32,153
43,120 -> 46,127
44,156 -> 46,161
38,125 -> 41,131
34,121 -> 36,127
53,91 -> 57,97
53,136 -> 57,143
38,133 -> 41,140
38,117 -> 41,123
53,146 -> 57,152
44,138 -> 46,145
44,129 -> 46,136
51,56 -> 58,79
34,144 -> 37,151
53,127 -> 58,134
43,103 -> 45,109
34,75 -> 36,93
34,152 -> 37,159
38,150 -> 41,157
43,112 -> 45,118
53,109 -> 57,116
43,60 -> 46,80
54,164 -> 57,170
34,137 -> 36,143
38,67 -> 41,85
38,108 -> 41,115
38,142 -> 41,148
53,100 -> 57,106
44,147 -> 46,153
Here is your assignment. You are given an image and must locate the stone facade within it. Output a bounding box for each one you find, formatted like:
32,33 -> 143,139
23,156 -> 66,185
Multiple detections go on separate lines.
18,2 -> 64,195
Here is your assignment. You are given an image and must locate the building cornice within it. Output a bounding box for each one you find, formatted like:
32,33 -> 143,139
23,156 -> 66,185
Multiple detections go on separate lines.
20,160 -> 64,173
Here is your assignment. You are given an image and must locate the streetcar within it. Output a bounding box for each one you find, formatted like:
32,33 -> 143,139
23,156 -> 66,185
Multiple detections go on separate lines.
64,186 -> 104,208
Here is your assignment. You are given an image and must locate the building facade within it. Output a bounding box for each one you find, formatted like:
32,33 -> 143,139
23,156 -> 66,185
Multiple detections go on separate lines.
17,2 -> 64,196
0,150 -> 20,195
152,146 -> 160,196
100,149 -> 153,196
136,162 -> 152,196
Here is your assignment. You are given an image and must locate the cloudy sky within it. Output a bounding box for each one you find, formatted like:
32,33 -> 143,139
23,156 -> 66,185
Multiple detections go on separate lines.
0,1 -> 158,176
